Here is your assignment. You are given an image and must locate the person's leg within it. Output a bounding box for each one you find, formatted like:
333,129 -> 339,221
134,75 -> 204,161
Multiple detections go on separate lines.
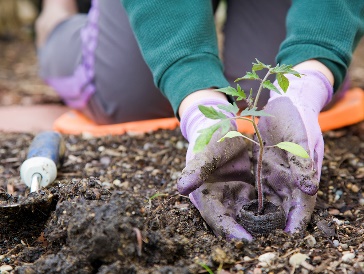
37,0 -> 173,125
223,0 -> 290,109
35,0 -> 78,48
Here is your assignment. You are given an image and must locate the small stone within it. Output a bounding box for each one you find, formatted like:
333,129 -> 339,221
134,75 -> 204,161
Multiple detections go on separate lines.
334,190 -> 343,201
351,184 -> 360,193
343,210 -> 353,218
100,156 -> 111,166
101,181 -> 112,189
113,179 -> 122,187
258,252 -> 277,265
340,243 -> 349,250
304,235 -> 316,247
243,256 -> 253,262
313,256 -> 322,263
151,169 -> 161,176
235,241 -> 244,249
333,240 -> 340,247
359,198 -> 364,206
289,253 -> 309,267
317,190 -> 324,196
0,265 -> 13,272
98,146 -> 105,152
329,208 -> 340,216
176,140 -> 185,150
342,252 -> 355,262
264,246 -> 273,252
346,182 -> 353,190
253,268 -> 262,274
332,218 -> 343,225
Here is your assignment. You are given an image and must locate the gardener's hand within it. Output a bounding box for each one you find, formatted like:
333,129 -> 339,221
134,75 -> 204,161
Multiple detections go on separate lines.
178,97 -> 256,240
256,68 -> 333,233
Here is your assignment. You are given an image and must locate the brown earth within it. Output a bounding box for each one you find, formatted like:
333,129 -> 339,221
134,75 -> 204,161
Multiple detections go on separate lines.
0,36 -> 363,273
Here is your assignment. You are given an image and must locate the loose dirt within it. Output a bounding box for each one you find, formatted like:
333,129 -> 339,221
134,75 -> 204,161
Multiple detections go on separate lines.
0,37 -> 363,274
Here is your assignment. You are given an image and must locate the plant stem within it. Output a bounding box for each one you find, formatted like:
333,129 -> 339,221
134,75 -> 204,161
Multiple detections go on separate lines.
252,119 -> 264,214
253,70 -> 271,109
252,69 -> 271,214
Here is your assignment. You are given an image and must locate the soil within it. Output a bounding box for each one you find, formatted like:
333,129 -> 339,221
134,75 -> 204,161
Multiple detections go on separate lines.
237,200 -> 286,236
0,37 -> 363,273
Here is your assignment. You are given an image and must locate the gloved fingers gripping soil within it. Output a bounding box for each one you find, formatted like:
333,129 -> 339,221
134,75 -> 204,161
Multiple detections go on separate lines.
189,181 -> 256,241
178,132 -> 253,195
254,97 -> 321,232
256,98 -> 321,196
179,129 -> 259,240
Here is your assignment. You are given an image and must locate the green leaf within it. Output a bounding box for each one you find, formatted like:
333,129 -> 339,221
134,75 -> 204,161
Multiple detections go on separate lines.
193,120 -> 231,153
275,142 -> 310,158
198,105 -> 227,120
216,86 -> 238,96
216,86 -> 246,101
252,58 -> 270,71
240,107 -> 274,117
197,262 -> 214,274
236,84 -> 247,100
263,80 -> 281,94
218,102 -> 239,114
271,64 -> 301,77
276,73 -> 289,92
218,130 -> 244,142
193,123 -> 221,153
235,71 -> 259,82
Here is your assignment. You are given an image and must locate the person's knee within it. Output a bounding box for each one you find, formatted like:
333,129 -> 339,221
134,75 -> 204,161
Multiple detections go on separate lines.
37,15 -> 86,79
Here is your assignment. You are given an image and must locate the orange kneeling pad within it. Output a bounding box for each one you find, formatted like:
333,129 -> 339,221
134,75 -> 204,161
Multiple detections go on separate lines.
53,88 -> 364,136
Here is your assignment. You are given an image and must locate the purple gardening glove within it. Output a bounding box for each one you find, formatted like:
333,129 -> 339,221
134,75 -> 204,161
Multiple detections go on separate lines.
178,98 -> 256,241
256,70 -> 333,233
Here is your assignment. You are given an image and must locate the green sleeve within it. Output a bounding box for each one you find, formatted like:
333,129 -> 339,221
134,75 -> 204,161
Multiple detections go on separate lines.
120,0 -> 229,116
277,0 -> 364,91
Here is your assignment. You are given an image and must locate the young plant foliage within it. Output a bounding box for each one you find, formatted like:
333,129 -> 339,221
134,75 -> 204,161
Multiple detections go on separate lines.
195,59 -> 309,213
275,142 -> 310,158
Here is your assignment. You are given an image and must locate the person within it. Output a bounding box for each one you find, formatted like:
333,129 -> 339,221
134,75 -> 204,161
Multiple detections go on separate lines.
35,0 -> 364,241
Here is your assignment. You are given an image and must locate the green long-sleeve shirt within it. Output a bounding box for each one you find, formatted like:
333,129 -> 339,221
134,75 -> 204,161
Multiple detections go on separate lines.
121,0 -> 364,115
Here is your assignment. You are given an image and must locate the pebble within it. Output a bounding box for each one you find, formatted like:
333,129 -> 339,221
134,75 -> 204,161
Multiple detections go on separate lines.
243,256 -> 253,262
334,190 -> 343,201
0,265 -> 13,272
342,252 -> 355,262
333,240 -> 340,247
113,179 -> 122,187
258,252 -> 276,265
101,182 -> 112,189
313,256 -> 322,263
304,235 -> 316,247
235,241 -> 244,249
343,210 -> 353,218
340,243 -> 349,250
359,198 -> 364,206
351,184 -> 360,193
329,208 -> 340,215
176,140 -> 185,150
332,218 -> 343,225
289,253 -> 309,267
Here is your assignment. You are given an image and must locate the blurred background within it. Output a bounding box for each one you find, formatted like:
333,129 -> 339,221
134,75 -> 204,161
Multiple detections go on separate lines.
0,0 -> 363,109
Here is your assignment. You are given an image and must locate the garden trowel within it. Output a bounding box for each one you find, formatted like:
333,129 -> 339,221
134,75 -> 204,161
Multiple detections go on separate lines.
0,131 -> 65,228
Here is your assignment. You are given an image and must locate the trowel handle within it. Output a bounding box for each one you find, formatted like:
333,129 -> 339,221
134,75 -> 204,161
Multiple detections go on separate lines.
27,131 -> 65,167
20,131 -> 65,190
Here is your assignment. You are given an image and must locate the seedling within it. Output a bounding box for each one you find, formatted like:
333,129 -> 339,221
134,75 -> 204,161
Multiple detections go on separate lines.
194,59 -> 309,215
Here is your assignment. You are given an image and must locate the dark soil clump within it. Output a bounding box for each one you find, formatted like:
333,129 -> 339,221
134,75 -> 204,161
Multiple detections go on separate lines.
0,123 -> 363,273
237,199 -> 286,236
